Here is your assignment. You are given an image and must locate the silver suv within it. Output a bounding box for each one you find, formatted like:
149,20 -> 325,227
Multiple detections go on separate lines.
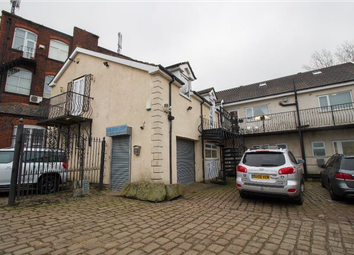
236,147 -> 305,205
0,147 -> 68,193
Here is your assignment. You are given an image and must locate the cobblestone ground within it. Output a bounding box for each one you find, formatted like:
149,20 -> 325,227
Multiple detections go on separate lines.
1,181 -> 354,255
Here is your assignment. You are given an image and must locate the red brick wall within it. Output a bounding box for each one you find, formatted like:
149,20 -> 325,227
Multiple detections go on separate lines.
72,27 -> 99,52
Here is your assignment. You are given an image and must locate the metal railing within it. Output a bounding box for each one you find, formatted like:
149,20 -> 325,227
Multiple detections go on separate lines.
38,91 -> 93,121
16,45 -> 35,59
239,102 -> 354,134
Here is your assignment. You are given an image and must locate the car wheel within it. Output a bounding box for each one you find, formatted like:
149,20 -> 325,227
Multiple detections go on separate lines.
38,174 -> 60,194
329,181 -> 340,201
239,191 -> 248,199
294,181 -> 305,205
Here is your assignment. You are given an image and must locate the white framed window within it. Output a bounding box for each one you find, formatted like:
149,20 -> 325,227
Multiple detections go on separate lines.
245,105 -> 269,119
318,91 -> 353,111
179,73 -> 191,99
12,28 -> 37,58
43,75 -> 54,98
333,140 -> 354,155
12,125 -> 46,148
312,141 -> 326,157
5,68 -> 32,95
48,40 -> 69,62
205,144 -> 218,159
276,143 -> 288,149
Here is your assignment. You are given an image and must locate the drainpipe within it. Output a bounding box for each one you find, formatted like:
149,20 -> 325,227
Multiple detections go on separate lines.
200,100 -> 205,183
293,77 -> 308,180
168,77 -> 175,184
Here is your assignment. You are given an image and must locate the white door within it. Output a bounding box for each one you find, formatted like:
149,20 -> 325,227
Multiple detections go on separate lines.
205,144 -> 219,180
71,77 -> 85,116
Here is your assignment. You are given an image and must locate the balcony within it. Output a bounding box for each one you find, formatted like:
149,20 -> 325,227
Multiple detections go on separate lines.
15,46 -> 35,59
37,91 -> 93,126
239,102 -> 354,136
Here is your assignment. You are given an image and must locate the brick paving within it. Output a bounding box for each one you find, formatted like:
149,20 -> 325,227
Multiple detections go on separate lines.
1,181 -> 354,254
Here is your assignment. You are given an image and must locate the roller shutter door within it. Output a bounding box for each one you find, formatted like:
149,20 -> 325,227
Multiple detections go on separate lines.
177,139 -> 195,185
110,136 -> 130,190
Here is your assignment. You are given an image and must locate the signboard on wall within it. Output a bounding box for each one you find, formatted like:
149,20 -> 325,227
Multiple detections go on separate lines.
106,125 -> 132,136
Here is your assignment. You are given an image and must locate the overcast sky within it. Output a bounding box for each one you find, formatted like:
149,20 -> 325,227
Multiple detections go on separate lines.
1,0 -> 353,92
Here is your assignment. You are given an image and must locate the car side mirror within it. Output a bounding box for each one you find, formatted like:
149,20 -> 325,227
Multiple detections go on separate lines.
297,159 -> 305,164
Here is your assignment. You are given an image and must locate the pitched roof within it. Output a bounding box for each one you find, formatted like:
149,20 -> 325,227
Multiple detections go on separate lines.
216,62 -> 354,104
166,61 -> 197,80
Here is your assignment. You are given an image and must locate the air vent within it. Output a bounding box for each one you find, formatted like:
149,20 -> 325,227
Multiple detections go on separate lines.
29,95 -> 43,104
259,83 -> 267,87
312,70 -> 322,75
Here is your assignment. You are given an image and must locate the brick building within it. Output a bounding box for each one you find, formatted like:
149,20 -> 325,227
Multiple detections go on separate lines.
0,11 -> 124,148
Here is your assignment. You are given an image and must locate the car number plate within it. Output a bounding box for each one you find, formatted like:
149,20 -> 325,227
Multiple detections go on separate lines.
252,174 -> 270,180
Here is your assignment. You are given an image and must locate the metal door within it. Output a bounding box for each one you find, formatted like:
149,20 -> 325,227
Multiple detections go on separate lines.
111,136 -> 130,190
177,139 -> 195,185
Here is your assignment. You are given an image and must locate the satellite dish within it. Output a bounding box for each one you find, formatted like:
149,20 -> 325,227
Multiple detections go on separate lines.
10,0 -> 21,14
117,32 -> 122,54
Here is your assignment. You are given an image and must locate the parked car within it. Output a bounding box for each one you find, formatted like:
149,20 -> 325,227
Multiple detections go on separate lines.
0,147 -> 68,193
236,147 -> 305,205
320,154 -> 354,200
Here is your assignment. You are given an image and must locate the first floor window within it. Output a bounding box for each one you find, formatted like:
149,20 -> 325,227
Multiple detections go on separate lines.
312,141 -> 326,157
43,75 -> 54,98
245,105 -> 269,119
318,91 -> 353,110
205,144 -> 218,159
333,140 -> 354,155
12,125 -> 46,148
5,68 -> 32,95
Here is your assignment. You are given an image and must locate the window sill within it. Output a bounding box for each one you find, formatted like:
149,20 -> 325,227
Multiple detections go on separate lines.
3,91 -> 30,97
47,57 -> 66,64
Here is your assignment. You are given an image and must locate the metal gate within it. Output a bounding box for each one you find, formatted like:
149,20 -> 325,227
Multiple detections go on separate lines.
177,138 -> 195,185
8,120 -> 106,206
110,135 -> 130,190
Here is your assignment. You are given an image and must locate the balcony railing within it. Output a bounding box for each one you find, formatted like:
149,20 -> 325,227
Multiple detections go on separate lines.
200,108 -> 239,133
16,46 -> 35,59
239,102 -> 354,134
38,91 -> 93,122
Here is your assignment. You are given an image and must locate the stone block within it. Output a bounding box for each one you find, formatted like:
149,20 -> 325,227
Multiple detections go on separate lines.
151,134 -> 162,141
165,184 -> 184,201
152,153 -> 163,160
136,182 -> 166,202
152,167 -> 163,173
151,159 -> 162,166
151,147 -> 163,153
121,183 -> 139,198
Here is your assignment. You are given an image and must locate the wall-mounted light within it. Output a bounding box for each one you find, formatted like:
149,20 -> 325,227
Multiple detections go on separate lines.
187,106 -> 193,111
140,121 -> 145,130
103,61 -> 109,67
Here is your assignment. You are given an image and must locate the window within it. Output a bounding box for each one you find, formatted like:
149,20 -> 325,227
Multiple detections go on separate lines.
245,105 -> 269,119
179,73 -> 191,99
12,125 -> 46,148
243,152 -> 286,167
43,75 -> 54,98
333,140 -> 354,155
48,40 -> 69,62
318,91 -> 352,111
205,144 -> 218,159
0,151 -> 14,163
5,68 -> 32,95
12,28 -> 37,58
288,151 -> 297,164
312,141 -> 326,157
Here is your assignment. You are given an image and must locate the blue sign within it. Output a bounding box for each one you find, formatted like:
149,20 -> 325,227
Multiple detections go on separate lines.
106,125 -> 132,136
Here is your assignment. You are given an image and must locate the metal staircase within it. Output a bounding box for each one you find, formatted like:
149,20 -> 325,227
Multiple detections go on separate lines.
199,108 -> 247,185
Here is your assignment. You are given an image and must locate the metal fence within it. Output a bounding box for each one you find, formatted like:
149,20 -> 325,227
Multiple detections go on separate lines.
8,120 -> 106,206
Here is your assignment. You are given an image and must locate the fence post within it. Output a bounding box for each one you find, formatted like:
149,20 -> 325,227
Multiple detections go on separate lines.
99,137 -> 106,190
8,119 -> 24,206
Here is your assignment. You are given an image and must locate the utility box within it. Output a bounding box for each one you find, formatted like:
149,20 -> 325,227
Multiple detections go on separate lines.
133,145 -> 141,156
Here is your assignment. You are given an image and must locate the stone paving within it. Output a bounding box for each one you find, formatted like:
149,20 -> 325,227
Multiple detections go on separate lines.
1,181 -> 354,255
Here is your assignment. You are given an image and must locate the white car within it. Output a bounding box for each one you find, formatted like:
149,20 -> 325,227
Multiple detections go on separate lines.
0,147 -> 68,193
236,147 -> 305,205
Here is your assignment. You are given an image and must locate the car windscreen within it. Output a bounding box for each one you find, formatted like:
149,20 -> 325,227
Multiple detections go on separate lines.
0,151 -> 14,163
242,152 -> 286,167
341,157 -> 354,170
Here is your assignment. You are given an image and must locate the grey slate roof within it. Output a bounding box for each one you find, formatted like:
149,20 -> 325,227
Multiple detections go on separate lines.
216,62 -> 354,104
